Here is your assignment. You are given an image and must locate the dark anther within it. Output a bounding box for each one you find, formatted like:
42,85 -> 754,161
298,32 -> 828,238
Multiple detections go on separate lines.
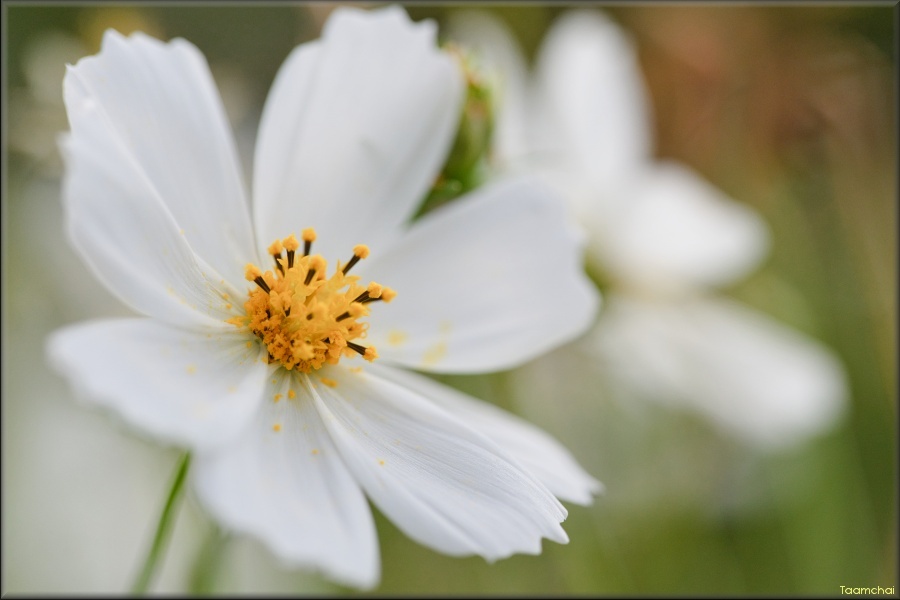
304,269 -> 316,285
254,276 -> 271,294
303,240 -> 312,257
342,254 -> 362,275
346,341 -> 368,356
286,249 -> 295,269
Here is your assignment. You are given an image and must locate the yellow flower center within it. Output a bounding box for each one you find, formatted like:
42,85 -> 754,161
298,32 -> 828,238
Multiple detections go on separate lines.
228,228 -> 395,372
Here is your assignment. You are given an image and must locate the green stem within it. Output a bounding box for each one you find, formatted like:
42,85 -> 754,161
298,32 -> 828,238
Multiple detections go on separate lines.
131,452 -> 192,595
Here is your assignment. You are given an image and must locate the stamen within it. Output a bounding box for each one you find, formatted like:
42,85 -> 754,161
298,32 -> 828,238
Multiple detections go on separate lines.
367,282 -> 383,298
283,234 -> 300,269
305,255 -> 326,285
354,282 -> 384,303
342,244 -> 370,275
268,240 -> 285,275
346,341 -> 377,361
245,264 -> 271,293
336,303 -> 365,322
302,228 -> 317,257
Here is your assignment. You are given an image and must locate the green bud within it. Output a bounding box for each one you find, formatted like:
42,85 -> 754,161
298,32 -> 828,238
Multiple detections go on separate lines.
442,43 -> 495,182
417,42 -> 496,217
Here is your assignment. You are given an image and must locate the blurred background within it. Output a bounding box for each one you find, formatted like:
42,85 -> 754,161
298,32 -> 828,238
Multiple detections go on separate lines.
2,2 -> 896,595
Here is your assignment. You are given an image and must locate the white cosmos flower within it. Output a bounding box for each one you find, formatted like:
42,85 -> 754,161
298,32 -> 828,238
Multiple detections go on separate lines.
449,9 -> 846,450
45,6 -> 601,590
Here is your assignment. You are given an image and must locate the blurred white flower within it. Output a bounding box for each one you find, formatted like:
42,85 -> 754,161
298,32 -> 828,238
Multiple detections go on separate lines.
8,31 -> 89,176
47,6 -> 600,590
448,9 -> 846,451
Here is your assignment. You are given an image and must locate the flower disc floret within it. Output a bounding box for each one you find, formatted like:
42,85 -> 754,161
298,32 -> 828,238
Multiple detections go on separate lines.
230,231 -> 394,372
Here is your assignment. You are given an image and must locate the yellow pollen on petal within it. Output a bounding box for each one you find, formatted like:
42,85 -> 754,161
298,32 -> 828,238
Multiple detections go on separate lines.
320,377 -> 337,388
423,341 -> 447,366
273,393 -> 283,403
311,449 -> 320,455
229,232 -> 393,373
388,330 -> 407,346
288,389 -> 296,399
273,423 -> 282,432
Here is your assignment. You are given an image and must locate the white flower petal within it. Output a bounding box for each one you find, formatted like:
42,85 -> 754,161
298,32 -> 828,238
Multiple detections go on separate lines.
309,365 -> 569,560
534,10 -> 653,189
46,319 -> 268,452
59,116 -> 241,328
591,162 -> 770,292
358,177 -> 599,373
588,294 -> 848,449
192,371 -> 379,590
367,363 -> 602,505
253,6 -> 464,260
63,30 -> 257,287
